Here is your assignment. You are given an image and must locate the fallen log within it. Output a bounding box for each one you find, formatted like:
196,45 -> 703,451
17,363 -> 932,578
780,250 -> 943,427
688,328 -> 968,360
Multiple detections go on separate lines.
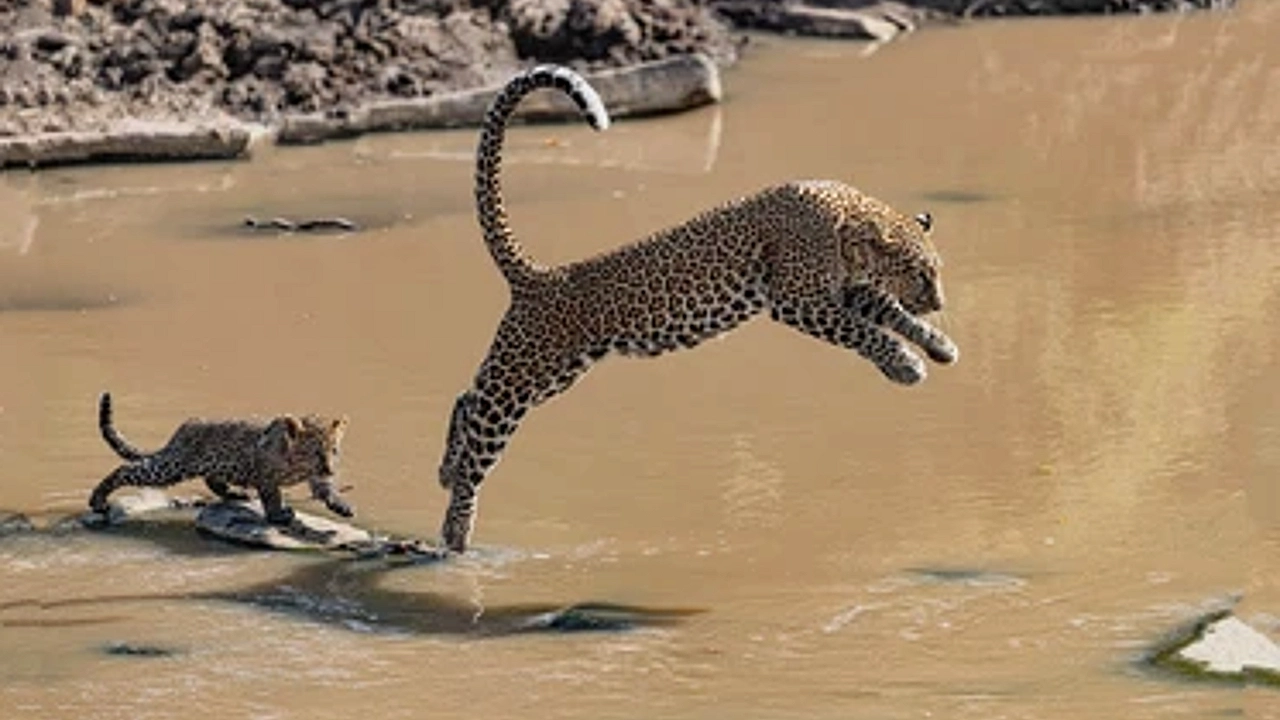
710,1 -> 923,41
0,121 -> 253,170
277,53 -> 722,146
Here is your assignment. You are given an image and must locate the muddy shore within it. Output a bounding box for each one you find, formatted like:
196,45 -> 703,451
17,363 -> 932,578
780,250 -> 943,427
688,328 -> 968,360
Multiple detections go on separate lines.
0,0 -> 1234,166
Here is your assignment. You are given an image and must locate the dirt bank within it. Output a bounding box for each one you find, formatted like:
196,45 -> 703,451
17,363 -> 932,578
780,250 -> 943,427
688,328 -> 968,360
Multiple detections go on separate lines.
0,0 -> 739,138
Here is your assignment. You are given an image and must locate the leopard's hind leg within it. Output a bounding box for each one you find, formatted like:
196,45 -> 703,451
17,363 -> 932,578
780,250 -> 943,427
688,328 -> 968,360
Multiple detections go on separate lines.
88,457 -> 193,514
203,475 -> 250,503
438,317 -> 602,552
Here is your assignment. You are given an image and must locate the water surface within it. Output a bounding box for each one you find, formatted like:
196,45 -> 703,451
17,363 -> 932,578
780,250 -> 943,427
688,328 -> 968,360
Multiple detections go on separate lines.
2,4 -> 1278,718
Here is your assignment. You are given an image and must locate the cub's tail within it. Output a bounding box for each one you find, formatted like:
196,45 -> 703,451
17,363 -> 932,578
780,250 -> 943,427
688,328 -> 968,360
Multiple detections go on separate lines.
98,392 -> 149,461
475,65 -> 610,287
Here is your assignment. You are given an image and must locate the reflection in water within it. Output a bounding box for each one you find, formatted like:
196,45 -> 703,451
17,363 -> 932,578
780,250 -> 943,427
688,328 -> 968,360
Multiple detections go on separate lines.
721,433 -> 784,529
0,288 -> 131,313
380,104 -> 723,175
953,6 -> 1280,557
0,182 -> 39,255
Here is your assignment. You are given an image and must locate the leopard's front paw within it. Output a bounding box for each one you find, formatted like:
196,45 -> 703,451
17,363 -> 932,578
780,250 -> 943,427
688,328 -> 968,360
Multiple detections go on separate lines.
923,331 -> 959,365
880,351 -> 927,385
441,513 -> 472,554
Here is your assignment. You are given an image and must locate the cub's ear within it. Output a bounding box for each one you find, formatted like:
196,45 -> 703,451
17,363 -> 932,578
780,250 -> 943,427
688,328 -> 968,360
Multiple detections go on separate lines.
331,416 -> 348,433
261,415 -> 303,453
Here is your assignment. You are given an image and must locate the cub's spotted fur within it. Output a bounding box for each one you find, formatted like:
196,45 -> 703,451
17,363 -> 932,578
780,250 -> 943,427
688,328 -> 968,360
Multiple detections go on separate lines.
90,393 -> 352,525
437,66 -> 958,552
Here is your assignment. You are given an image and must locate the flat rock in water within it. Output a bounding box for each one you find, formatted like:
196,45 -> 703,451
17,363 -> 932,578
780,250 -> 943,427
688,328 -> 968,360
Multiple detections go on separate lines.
0,511 -> 35,536
70,488 -> 201,529
1152,611 -> 1280,686
195,500 -> 372,552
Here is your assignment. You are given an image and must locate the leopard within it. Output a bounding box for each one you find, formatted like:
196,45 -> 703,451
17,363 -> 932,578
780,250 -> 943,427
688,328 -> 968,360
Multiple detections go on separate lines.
89,392 -> 353,526
435,65 -> 959,553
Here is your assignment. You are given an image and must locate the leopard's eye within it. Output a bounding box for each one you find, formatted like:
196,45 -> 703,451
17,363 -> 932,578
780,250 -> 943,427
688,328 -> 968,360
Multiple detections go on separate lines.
914,212 -> 933,233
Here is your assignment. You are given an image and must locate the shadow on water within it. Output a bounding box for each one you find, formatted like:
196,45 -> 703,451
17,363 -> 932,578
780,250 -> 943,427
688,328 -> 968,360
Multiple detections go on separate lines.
903,566 -> 1029,588
0,288 -> 137,313
212,557 -> 704,636
917,189 -> 997,205
0,510 -> 704,637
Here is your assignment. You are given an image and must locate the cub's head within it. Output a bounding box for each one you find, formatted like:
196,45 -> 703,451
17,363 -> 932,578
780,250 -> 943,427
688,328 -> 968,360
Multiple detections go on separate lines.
261,414 -> 347,480
841,202 -> 946,316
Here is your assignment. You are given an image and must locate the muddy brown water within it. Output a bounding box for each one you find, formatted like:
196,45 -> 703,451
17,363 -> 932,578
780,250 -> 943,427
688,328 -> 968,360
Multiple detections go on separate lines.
3,4 -> 1279,719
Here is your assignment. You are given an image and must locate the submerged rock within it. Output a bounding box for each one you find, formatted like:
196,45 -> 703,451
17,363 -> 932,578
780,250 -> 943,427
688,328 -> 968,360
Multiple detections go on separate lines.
241,215 -> 360,234
0,511 -> 35,536
519,603 -> 668,632
102,641 -> 180,658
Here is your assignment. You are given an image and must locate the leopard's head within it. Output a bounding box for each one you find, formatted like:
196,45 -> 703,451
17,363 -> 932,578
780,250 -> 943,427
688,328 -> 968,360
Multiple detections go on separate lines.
841,204 -> 946,316
261,414 -> 347,482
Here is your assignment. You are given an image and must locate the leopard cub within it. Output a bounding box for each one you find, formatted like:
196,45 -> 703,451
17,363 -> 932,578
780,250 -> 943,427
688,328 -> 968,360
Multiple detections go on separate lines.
89,393 -> 352,525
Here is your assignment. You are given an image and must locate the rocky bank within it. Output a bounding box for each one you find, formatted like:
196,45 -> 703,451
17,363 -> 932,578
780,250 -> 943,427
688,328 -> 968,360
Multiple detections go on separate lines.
0,0 -> 738,139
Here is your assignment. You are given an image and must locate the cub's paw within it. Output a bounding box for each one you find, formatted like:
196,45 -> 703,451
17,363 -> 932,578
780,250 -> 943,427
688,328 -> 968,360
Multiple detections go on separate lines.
265,506 -> 297,527
326,498 -> 355,518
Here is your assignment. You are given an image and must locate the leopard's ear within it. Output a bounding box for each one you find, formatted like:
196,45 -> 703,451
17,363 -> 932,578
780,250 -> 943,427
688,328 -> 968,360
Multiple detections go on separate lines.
330,416 -> 348,436
914,212 -> 933,233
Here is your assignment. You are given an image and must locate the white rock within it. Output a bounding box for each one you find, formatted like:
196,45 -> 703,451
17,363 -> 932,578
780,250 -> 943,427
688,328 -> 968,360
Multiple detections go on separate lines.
1177,616 -> 1280,675
195,501 -> 373,552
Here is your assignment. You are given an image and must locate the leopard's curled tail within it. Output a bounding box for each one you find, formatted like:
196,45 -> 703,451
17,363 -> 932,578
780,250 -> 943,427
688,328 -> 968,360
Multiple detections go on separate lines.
475,65 -> 610,288
98,392 -> 150,461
